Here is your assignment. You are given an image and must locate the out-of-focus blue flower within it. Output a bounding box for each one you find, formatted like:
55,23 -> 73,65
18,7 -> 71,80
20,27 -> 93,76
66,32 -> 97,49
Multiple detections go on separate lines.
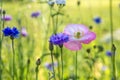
93,16 -> 101,24
56,0 -> 66,5
106,51 -> 112,56
49,33 -> 69,45
2,27 -> 19,39
48,1 -> 55,6
45,62 -> 57,71
31,11 -> 40,18
1,15 -> 12,21
21,27 -> 28,37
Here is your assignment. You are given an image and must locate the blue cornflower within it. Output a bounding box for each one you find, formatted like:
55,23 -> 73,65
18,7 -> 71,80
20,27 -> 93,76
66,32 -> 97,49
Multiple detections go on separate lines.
45,62 -> 57,71
56,0 -> 66,5
93,16 -> 101,24
49,33 -> 69,46
48,1 -> 55,6
2,27 -> 19,39
31,11 -> 40,18
106,51 -> 112,56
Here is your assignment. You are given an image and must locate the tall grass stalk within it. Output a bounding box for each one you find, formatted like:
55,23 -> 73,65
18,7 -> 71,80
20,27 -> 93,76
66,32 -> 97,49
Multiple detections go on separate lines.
109,0 -> 116,80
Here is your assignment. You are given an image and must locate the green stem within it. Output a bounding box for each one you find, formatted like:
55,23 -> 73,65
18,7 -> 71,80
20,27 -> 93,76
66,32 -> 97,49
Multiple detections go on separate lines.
111,44 -> 116,80
11,39 -> 15,80
110,0 -> 116,79
60,47 -> 63,80
35,66 -> 39,80
26,59 -> 30,80
57,58 -> 61,80
50,50 -> 56,80
109,0 -> 113,45
75,51 -> 78,80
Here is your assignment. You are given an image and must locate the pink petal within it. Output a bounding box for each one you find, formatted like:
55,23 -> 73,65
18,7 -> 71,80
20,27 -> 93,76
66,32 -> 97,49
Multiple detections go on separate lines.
64,41 -> 82,51
80,32 -> 96,44
64,24 -> 89,35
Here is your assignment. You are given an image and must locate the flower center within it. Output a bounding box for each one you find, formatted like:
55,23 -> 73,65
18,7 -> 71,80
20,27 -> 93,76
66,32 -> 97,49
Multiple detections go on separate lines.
74,32 -> 81,39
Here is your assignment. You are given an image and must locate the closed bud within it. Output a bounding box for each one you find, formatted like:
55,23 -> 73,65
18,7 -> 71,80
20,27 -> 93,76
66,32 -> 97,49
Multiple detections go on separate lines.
36,58 -> 41,66
49,42 -> 54,51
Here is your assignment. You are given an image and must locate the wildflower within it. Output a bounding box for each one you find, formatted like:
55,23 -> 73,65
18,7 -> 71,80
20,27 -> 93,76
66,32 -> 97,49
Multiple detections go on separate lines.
56,0 -> 66,5
1,15 -> 12,21
93,16 -> 101,24
49,33 -> 69,46
2,27 -> 19,39
31,11 -> 40,18
106,51 -> 112,56
45,62 -> 57,71
63,24 -> 96,51
21,27 -> 28,37
48,0 -> 55,6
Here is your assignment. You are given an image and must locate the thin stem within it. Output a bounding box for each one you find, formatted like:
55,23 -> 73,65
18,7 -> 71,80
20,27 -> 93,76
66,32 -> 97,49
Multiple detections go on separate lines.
109,0 -> 113,45
12,39 -> 15,80
57,58 -> 61,80
35,66 -> 39,80
110,0 -> 116,80
50,50 -> 56,80
111,44 -> 116,80
60,47 -> 63,80
75,51 -> 78,80
26,59 -> 30,80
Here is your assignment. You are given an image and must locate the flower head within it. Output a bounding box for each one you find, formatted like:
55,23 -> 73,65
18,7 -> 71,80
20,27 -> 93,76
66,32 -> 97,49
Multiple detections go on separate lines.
93,16 -> 101,24
106,51 -> 112,56
63,24 -> 96,51
2,27 -> 19,39
56,0 -> 66,5
48,0 -> 55,6
1,15 -> 12,21
49,33 -> 69,46
21,27 -> 28,37
31,11 -> 40,18
45,62 -> 57,71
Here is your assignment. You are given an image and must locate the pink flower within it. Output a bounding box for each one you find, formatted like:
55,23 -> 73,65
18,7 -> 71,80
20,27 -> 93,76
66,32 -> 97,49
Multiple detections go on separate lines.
63,24 -> 96,51
21,27 -> 28,37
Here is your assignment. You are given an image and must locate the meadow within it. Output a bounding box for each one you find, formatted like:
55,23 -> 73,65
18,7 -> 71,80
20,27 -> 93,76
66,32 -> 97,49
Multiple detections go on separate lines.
0,0 -> 120,80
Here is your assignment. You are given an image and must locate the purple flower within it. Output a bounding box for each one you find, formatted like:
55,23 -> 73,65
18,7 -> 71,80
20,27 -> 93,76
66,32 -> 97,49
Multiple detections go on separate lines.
31,11 -> 40,18
45,62 -> 57,71
49,33 -> 69,46
2,27 -> 19,39
106,51 -> 112,56
93,16 -> 101,24
21,27 -> 28,37
1,15 -> 12,21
